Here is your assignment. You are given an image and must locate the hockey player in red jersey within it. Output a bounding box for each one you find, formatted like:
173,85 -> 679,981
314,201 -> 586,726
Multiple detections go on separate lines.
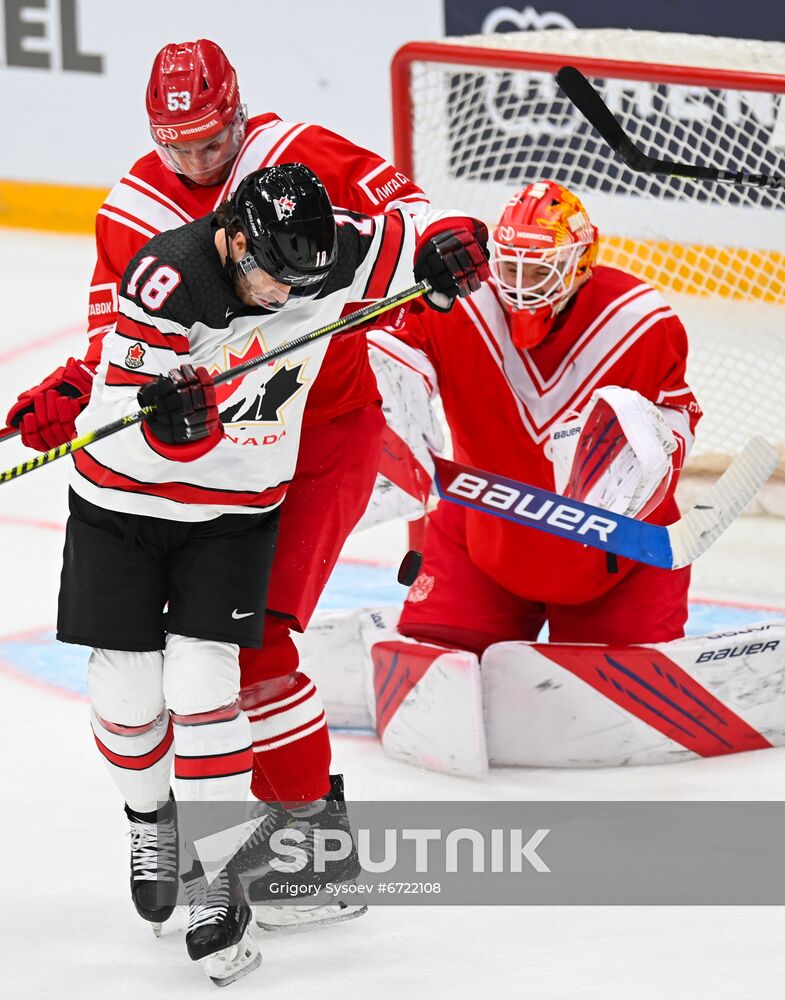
57,163 -> 488,982
370,180 -> 702,653
4,40 -> 438,930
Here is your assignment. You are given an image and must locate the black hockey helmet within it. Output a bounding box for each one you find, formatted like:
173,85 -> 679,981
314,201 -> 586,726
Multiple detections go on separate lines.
226,163 -> 337,303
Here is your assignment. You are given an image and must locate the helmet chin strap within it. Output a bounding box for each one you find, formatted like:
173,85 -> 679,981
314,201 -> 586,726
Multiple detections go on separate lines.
223,229 -> 240,284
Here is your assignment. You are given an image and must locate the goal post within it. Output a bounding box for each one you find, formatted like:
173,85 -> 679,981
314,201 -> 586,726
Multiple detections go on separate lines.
391,30 -> 785,494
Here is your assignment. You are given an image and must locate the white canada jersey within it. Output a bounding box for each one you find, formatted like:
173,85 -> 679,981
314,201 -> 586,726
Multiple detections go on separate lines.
70,208 -> 431,521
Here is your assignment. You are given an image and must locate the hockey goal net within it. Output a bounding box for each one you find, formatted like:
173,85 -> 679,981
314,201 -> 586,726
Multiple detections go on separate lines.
391,30 -> 785,497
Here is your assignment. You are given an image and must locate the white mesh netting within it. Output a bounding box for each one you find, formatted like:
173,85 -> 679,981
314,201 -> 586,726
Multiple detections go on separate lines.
395,30 -> 785,482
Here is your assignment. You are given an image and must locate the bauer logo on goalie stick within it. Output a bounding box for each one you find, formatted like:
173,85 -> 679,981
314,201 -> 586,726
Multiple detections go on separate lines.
444,471 -> 618,542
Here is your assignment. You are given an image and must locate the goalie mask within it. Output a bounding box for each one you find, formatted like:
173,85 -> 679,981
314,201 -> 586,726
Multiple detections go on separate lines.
491,181 -> 599,349
224,164 -> 337,309
146,39 -> 247,183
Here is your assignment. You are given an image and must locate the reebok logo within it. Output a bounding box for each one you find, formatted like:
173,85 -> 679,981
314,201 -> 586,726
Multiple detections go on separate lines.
232,610 -> 255,619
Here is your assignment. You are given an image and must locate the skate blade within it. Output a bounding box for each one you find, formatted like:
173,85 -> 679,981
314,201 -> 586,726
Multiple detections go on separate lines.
255,903 -> 368,934
203,931 -> 261,988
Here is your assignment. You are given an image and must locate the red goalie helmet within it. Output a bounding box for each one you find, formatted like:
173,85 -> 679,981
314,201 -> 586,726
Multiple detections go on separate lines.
491,180 -> 599,348
146,39 -> 246,183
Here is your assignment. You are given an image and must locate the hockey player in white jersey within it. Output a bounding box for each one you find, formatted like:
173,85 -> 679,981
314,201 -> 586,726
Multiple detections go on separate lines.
56,163 -> 489,984
2,37 -> 441,937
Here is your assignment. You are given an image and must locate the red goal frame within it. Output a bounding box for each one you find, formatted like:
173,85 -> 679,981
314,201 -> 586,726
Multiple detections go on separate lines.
390,40 -> 785,179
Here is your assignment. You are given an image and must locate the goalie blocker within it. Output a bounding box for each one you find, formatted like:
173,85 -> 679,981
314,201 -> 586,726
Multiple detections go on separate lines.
292,609 -> 785,775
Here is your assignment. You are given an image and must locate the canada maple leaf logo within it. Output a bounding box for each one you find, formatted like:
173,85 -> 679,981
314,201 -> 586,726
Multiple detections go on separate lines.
125,342 -> 145,369
211,328 -> 308,426
274,195 -> 296,221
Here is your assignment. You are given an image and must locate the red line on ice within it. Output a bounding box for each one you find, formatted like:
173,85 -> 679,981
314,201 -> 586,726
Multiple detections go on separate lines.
0,656 -> 87,703
0,322 -> 84,364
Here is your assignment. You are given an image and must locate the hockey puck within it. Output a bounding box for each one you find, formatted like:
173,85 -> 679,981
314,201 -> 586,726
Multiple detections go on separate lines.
397,549 -> 423,586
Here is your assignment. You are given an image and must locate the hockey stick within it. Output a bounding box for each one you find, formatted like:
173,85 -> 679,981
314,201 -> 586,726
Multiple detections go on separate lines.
0,281 -> 430,485
432,436 -> 777,569
555,65 -> 785,189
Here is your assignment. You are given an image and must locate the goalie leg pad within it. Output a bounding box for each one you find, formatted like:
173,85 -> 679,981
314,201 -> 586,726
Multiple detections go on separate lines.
368,636 -> 488,778
482,621 -> 784,767
291,605 -> 490,776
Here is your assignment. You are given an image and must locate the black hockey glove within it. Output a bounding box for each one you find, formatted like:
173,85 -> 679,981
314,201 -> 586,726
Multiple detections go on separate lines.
138,365 -> 221,449
414,222 -> 490,312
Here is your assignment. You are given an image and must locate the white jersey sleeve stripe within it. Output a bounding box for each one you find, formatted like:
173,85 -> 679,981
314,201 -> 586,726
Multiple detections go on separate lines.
97,208 -> 157,242
122,175 -> 195,222
101,181 -> 192,236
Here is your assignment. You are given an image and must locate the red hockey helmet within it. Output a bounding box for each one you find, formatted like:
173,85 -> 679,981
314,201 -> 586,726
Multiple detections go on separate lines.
146,39 -> 246,182
491,180 -> 599,347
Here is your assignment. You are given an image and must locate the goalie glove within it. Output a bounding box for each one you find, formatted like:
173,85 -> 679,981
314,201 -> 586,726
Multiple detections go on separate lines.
550,386 -> 678,518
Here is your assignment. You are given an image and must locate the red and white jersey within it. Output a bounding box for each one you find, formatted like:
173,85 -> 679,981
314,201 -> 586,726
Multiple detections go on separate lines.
370,266 -> 702,604
85,113 -> 429,426
71,208 -> 447,523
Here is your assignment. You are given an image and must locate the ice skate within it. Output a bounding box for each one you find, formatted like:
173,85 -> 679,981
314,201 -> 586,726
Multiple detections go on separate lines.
236,801 -> 365,930
254,900 -> 367,933
125,794 -> 178,931
239,774 -> 367,931
184,862 -> 261,987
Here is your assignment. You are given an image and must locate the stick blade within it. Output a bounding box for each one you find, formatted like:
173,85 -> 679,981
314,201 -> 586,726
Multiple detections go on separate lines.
555,66 -> 640,164
668,435 -> 778,568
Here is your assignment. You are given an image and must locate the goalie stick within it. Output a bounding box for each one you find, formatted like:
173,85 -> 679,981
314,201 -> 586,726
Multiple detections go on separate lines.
432,436 -> 777,570
555,65 -> 785,189
0,281 -> 430,485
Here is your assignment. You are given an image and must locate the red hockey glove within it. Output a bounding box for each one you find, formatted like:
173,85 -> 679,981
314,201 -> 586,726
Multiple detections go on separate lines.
137,364 -> 223,462
6,357 -> 95,451
414,221 -> 490,312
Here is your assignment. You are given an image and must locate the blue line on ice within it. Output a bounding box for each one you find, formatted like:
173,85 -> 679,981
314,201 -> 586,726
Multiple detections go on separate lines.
0,560 -> 781,698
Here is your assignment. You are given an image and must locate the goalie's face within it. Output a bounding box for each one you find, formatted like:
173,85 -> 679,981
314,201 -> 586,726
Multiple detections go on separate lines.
490,180 -> 599,320
491,238 -> 595,314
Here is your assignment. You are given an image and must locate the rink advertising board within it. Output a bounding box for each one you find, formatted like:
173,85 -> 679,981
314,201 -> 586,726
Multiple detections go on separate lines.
5,0 -> 785,233
0,0 -> 444,231
445,0 -> 785,41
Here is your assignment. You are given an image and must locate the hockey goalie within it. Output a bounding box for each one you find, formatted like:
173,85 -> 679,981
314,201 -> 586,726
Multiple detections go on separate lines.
297,179 -> 785,775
